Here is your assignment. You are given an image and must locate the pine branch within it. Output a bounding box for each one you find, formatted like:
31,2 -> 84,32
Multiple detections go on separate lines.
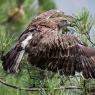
86,33 -> 95,46
0,78 -> 82,91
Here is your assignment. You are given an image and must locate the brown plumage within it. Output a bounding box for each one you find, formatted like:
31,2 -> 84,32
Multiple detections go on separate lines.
2,10 -> 95,79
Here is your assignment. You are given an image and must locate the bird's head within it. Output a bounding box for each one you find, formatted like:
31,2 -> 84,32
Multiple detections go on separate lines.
31,10 -> 75,32
48,10 -> 75,31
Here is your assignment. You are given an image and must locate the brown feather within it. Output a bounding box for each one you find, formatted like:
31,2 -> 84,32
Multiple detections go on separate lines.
27,30 -> 95,79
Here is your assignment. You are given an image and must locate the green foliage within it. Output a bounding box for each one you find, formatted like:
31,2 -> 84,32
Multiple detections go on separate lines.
73,9 -> 95,45
38,0 -> 56,12
74,9 -> 94,33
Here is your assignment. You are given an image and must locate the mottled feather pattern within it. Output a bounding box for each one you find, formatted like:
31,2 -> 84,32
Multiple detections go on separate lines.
27,31 -> 95,78
28,32 -> 80,75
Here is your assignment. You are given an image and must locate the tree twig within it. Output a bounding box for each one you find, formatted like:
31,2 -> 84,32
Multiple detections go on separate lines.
0,78 -> 82,91
86,33 -> 95,46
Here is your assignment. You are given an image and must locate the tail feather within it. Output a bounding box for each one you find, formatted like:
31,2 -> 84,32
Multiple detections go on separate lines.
1,47 -> 24,73
1,32 -> 33,73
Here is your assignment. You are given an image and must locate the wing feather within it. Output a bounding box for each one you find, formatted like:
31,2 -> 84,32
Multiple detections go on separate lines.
78,45 -> 95,78
27,31 -> 95,79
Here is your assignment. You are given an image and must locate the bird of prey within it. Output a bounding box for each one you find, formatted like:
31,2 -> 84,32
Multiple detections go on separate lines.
2,10 -> 95,79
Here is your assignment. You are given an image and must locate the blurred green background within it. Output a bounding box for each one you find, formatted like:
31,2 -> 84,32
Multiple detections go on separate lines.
0,0 -> 95,95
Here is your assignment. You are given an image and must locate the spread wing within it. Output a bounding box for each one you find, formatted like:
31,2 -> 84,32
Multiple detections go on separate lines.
27,31 -> 95,79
